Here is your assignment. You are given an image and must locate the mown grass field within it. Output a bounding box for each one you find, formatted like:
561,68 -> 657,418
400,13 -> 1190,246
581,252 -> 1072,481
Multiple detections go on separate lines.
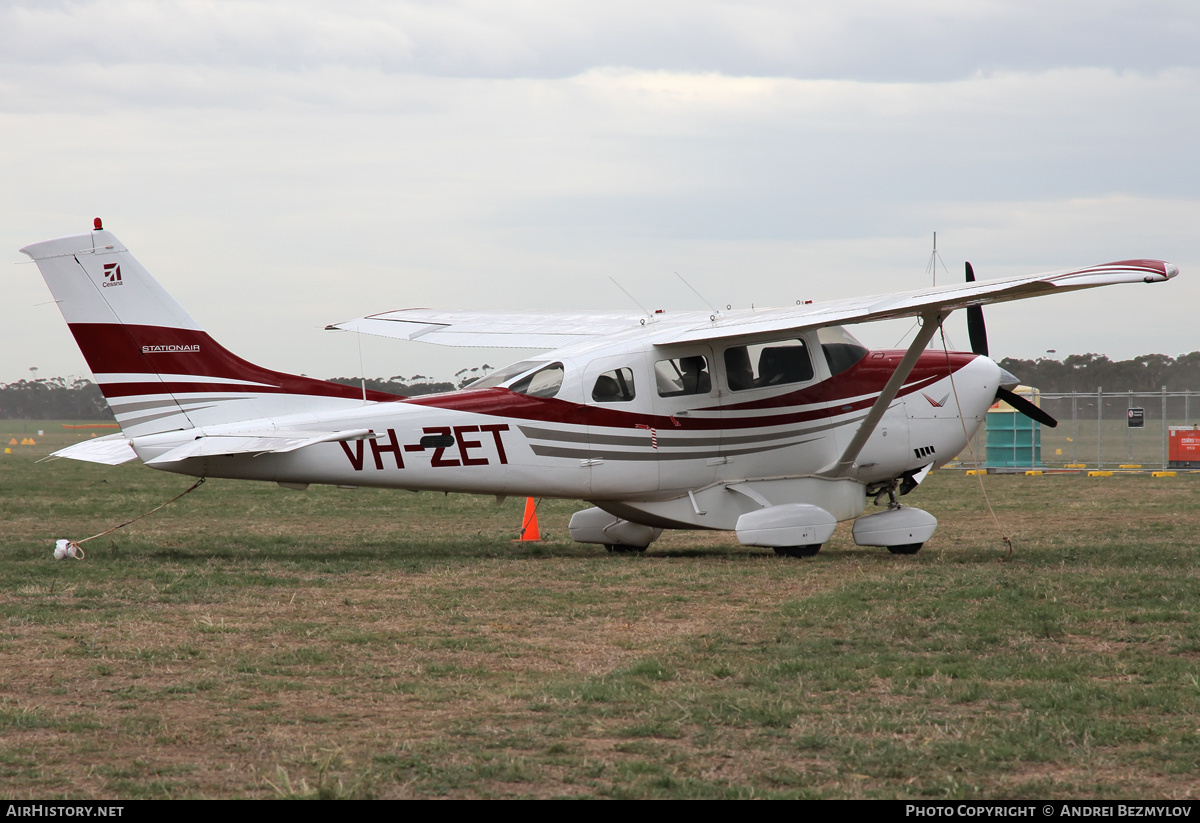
2,422 -> 1199,799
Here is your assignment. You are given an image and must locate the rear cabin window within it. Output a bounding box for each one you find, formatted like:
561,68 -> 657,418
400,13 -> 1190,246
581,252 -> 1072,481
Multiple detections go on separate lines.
655,355 -> 711,397
724,340 -> 814,391
592,368 -> 636,402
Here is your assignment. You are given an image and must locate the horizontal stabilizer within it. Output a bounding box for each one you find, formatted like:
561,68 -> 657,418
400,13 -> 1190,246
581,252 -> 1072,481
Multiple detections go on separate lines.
50,433 -> 138,465
144,428 -> 375,465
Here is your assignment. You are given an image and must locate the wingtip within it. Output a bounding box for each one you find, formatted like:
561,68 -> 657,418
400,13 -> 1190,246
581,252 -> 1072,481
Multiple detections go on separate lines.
1105,259 -> 1178,281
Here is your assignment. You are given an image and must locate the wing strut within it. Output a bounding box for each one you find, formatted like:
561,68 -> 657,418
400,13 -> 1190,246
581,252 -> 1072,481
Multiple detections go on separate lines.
820,311 -> 947,478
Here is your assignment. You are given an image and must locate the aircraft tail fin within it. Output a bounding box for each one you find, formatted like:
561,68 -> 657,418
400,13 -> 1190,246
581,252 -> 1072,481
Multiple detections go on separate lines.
21,222 -> 396,437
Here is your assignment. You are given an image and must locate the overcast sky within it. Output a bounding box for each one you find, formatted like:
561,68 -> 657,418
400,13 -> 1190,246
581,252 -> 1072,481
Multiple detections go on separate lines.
4,0 -> 1199,385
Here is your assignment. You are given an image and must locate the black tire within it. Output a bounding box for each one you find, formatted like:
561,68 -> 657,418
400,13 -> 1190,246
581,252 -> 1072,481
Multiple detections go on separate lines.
605,544 -> 647,553
773,544 -> 821,558
887,543 -> 922,555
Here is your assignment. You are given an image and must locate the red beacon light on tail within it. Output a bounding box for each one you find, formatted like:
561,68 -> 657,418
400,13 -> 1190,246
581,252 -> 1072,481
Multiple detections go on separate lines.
93,217 -> 103,231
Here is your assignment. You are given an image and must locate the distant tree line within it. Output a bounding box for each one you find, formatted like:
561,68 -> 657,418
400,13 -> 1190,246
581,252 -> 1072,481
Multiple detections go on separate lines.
327,366 -> 494,397
996,353 -> 1200,393
1,367 -> 497,419
12,356 -> 1200,419
0,378 -> 111,420
327,377 -> 459,396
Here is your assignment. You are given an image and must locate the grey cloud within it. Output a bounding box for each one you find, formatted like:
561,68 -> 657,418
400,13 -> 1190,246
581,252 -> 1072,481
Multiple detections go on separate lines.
1,0 -> 1198,82
4,3 -> 1199,382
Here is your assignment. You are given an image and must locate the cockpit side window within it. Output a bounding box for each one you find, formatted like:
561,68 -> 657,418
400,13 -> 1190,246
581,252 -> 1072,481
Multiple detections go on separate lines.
508,362 -> 564,398
592,368 -> 636,402
723,339 -> 813,391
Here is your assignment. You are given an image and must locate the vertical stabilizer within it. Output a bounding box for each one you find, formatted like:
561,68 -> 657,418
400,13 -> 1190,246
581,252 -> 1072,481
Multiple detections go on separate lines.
21,223 -> 396,436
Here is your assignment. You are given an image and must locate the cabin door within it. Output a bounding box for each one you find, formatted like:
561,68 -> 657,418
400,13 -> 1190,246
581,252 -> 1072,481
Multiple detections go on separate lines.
583,352 -> 658,496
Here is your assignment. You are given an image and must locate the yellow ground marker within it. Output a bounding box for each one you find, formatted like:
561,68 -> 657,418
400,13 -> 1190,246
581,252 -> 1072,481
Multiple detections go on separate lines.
1065,463 -> 1087,469
965,469 -> 986,476
3,448 -> 9,454
1120,464 -> 1142,469
1088,471 -> 1114,477
1152,471 -> 1177,477
1025,470 -> 1043,476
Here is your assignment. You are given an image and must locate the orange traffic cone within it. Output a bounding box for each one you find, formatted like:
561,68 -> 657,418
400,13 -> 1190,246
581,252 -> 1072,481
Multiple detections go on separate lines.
516,497 -> 541,541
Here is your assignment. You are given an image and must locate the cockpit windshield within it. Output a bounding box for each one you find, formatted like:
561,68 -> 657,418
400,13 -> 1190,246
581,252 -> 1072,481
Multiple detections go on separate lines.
817,326 -> 869,376
465,359 -> 564,399
509,363 -> 564,398
466,360 -> 547,390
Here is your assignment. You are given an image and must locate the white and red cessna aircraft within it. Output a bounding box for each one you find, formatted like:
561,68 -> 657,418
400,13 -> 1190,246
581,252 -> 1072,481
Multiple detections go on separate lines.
22,221 -> 1178,556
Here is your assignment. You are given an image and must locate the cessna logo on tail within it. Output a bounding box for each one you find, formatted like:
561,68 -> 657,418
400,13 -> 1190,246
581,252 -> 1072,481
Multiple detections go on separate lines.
101,263 -> 122,288
923,392 -> 950,408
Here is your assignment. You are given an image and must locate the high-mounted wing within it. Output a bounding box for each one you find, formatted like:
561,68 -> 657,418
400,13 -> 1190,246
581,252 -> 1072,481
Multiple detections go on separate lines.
655,260 -> 1177,345
331,261 -> 1175,350
327,309 -> 711,349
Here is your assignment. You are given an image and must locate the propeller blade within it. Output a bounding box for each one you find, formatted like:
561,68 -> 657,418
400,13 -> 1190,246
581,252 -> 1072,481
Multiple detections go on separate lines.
965,262 -> 989,357
965,261 -> 1052,426
997,387 -> 1058,428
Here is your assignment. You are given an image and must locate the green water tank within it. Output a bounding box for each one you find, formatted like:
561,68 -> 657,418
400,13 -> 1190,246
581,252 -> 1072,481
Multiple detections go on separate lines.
985,387 -> 1043,468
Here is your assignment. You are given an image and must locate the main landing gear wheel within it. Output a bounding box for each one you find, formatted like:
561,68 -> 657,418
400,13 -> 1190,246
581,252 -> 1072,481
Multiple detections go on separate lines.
773,545 -> 822,558
605,544 -> 647,553
887,543 -> 923,555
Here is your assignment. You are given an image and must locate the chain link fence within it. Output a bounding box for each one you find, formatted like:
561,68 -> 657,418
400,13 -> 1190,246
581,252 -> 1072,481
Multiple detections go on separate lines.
963,389 -> 1200,470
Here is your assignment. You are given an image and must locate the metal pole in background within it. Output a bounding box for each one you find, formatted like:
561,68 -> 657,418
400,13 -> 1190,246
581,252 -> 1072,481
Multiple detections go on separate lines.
1127,390 -> 1133,464
1162,385 -> 1168,469
1097,386 -> 1103,468
1072,391 -> 1079,464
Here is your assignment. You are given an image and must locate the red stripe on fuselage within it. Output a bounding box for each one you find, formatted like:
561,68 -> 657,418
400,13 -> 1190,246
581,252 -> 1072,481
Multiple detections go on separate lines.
69,323 -> 403,404
404,350 -> 980,431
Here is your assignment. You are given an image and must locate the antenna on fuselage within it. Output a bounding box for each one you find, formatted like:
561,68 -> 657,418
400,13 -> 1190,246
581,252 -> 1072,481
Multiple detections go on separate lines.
609,276 -> 654,320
